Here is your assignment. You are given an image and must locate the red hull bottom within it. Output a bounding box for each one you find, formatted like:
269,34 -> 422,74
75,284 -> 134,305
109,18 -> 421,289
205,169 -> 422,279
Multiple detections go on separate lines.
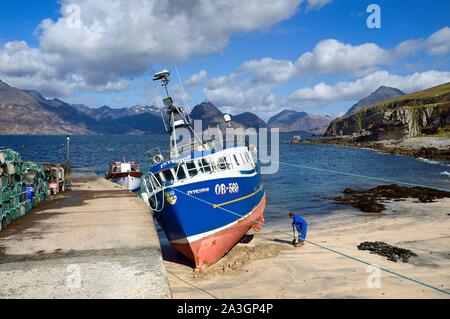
171,194 -> 266,271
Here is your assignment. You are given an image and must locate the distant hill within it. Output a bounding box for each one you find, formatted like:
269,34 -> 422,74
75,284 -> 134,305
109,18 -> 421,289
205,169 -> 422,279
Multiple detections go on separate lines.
345,86 -> 405,116
325,82 -> 450,140
0,79 -> 164,135
268,109 -> 332,134
190,102 -> 226,130
232,112 -> 267,129
190,102 -> 266,130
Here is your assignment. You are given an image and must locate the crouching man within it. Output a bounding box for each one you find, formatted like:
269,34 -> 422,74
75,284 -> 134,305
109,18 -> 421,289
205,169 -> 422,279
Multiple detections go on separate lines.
289,212 -> 308,247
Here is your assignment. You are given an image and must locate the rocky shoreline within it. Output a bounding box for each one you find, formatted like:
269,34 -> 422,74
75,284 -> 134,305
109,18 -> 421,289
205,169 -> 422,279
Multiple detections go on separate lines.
291,136 -> 450,161
333,184 -> 450,213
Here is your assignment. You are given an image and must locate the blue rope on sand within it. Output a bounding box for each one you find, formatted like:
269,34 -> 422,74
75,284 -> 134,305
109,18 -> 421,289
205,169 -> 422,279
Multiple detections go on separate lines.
169,185 -> 450,296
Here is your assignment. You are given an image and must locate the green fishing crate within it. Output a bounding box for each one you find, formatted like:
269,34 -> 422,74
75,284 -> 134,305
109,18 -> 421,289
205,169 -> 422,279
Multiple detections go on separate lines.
1,149 -> 57,230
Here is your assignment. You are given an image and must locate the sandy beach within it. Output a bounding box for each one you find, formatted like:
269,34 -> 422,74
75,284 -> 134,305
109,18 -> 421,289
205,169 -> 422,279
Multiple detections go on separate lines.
164,198 -> 450,299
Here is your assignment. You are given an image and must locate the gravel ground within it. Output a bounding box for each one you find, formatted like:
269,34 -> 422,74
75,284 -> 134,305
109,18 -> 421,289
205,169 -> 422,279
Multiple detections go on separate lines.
391,137 -> 450,151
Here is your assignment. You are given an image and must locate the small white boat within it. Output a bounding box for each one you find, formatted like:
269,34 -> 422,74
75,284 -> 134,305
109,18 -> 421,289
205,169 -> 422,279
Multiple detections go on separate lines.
105,162 -> 143,191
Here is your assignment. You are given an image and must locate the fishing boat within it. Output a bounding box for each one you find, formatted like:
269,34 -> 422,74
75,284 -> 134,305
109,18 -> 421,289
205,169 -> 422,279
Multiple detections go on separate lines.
105,161 -> 143,191
141,70 -> 266,271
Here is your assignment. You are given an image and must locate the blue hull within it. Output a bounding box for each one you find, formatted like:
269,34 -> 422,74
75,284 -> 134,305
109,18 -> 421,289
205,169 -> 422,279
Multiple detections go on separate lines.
154,172 -> 264,243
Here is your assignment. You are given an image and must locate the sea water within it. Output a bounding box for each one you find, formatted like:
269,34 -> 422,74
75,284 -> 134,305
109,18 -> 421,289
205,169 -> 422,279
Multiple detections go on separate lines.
1,134 -> 449,225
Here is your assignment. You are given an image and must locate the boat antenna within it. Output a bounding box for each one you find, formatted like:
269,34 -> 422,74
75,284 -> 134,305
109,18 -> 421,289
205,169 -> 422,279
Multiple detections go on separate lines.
153,69 -> 206,152
173,64 -> 192,116
159,104 -> 169,132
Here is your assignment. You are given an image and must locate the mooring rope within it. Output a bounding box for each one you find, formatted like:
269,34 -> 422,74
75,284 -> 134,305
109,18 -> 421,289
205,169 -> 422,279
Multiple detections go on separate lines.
272,160 -> 450,192
166,269 -> 218,299
168,186 -> 450,296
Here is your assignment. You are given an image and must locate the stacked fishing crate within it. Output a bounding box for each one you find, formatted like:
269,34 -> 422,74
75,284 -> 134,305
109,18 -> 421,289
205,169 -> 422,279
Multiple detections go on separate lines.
23,162 -> 50,207
0,149 -> 52,232
1,149 -> 26,230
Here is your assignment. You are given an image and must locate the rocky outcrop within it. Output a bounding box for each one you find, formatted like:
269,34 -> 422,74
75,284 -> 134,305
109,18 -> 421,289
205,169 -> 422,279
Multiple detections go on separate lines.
326,83 -> 450,140
358,242 -> 417,263
334,184 -> 450,213
297,136 -> 450,161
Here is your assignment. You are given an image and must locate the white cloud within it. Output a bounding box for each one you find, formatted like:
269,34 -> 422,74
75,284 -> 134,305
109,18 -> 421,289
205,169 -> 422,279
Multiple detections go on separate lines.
0,41 -> 73,96
40,0 -> 301,85
0,41 -> 60,78
288,70 -> 450,103
197,38 -> 393,112
394,27 -> 450,57
306,0 -> 332,11
296,39 -> 391,75
239,57 -> 297,83
0,0 -> 302,96
202,75 -> 278,117
198,56 -> 299,117
191,26 -> 450,116
237,26 -> 450,81
426,27 -> 450,56
184,70 -> 207,89
206,73 -> 237,90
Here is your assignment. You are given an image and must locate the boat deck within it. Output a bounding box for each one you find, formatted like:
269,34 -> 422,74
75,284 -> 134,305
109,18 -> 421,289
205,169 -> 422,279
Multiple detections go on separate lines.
0,176 -> 171,299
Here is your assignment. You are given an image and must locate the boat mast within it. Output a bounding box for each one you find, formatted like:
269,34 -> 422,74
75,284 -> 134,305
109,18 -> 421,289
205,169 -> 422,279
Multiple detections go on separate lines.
153,69 -> 205,158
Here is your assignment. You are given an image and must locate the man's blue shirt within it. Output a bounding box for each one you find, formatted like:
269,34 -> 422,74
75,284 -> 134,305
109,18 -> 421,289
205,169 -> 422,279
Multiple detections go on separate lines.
292,214 -> 307,226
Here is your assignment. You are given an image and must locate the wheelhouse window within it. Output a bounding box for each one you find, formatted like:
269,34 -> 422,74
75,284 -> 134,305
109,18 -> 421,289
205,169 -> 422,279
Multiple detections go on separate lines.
240,153 -> 246,164
233,154 -> 240,166
185,161 -> 198,177
162,169 -> 175,184
218,156 -> 232,170
153,173 -> 163,187
175,164 -> 187,180
201,158 -> 212,173
245,153 -> 251,163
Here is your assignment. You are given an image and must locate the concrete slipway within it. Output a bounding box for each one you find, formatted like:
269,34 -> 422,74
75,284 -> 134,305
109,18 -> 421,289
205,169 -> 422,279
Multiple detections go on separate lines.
0,176 -> 171,299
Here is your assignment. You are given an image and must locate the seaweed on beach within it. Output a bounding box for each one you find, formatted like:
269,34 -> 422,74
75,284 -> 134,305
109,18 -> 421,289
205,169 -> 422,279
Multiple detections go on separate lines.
334,184 -> 450,213
358,241 -> 418,263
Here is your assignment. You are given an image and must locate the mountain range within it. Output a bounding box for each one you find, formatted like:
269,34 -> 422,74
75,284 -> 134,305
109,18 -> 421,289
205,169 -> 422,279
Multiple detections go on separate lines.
0,80 -> 332,135
0,80 -> 166,135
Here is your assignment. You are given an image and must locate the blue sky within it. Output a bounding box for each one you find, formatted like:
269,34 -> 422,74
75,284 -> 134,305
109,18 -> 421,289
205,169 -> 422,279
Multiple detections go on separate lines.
0,0 -> 449,120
